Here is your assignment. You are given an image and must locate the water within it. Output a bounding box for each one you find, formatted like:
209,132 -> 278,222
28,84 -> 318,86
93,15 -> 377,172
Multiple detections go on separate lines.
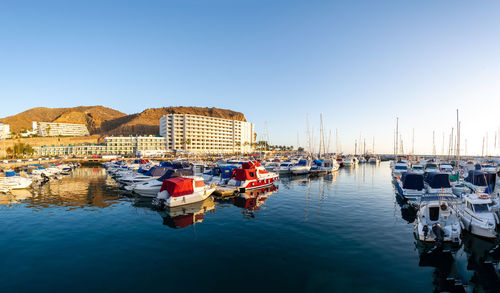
0,163 -> 498,292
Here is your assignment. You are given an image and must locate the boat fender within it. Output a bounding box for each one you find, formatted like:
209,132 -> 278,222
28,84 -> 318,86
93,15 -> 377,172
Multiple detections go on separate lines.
494,213 -> 499,225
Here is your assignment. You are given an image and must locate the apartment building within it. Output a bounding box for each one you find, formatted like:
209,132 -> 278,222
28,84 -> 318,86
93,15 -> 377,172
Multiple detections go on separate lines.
0,123 -> 11,139
159,113 -> 255,154
34,122 -> 90,137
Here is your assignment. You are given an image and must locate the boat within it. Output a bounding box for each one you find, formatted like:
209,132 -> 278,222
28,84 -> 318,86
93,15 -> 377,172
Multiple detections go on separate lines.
410,164 -> 425,175
131,169 -> 194,197
343,156 -> 359,167
226,161 -> 279,191
415,194 -> 461,244
456,193 -> 499,238
358,157 -> 367,164
319,158 -> 340,173
396,172 -> 425,207
153,176 -> 216,208
368,156 -> 380,164
439,164 -> 454,175
277,162 -> 295,175
0,170 -> 32,189
424,163 -> 439,174
290,159 -> 312,175
392,161 -> 408,178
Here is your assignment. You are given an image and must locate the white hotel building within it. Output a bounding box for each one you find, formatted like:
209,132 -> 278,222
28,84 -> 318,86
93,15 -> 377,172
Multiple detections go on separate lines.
34,122 -> 90,137
159,114 -> 255,154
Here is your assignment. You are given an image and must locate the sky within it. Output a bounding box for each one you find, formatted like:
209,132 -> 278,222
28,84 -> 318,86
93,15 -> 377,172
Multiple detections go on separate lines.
1,0 -> 499,155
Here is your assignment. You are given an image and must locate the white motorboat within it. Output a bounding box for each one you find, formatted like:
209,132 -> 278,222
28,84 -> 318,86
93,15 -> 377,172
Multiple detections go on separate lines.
1,171 -> 32,189
277,162 -> 294,175
153,176 -> 216,208
410,164 -> 425,175
392,161 -> 408,178
416,195 -> 461,244
343,156 -> 359,167
132,169 -> 194,197
439,164 -> 454,175
368,156 -> 380,164
226,161 -> 279,191
424,163 -> 439,174
290,159 -> 312,175
456,193 -> 498,238
320,158 -> 340,173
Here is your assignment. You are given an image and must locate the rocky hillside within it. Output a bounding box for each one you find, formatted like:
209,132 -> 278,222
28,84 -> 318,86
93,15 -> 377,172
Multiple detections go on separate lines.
0,106 -> 126,134
0,106 -> 246,137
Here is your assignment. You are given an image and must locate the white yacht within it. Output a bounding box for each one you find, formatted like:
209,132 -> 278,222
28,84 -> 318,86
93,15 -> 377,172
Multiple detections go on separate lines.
416,195 -> 461,243
290,159 -> 312,175
424,163 -> 439,174
456,193 -> 498,238
277,162 -> 294,175
343,156 -> 359,167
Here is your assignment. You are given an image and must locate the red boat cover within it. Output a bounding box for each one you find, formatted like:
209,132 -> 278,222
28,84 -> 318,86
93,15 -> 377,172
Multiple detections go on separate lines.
160,177 -> 194,197
234,169 -> 257,181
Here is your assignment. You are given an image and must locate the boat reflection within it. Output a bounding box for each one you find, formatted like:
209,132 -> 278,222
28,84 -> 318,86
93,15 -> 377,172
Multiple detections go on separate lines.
158,197 -> 215,229
461,233 -> 500,291
416,242 -> 465,292
394,193 -> 417,224
23,168 -> 120,210
232,185 -> 278,218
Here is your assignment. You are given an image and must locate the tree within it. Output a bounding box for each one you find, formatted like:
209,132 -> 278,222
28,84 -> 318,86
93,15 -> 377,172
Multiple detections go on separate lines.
298,147 -> 304,152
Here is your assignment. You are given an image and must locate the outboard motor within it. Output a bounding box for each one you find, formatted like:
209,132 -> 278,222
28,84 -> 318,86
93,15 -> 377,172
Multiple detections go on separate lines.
423,225 -> 429,240
432,223 -> 445,247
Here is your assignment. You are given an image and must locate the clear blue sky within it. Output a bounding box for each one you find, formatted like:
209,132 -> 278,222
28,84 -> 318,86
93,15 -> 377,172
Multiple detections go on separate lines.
1,0 -> 499,155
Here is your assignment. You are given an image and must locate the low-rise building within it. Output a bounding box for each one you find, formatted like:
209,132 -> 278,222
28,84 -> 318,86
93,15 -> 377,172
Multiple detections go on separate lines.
33,135 -> 168,157
0,123 -> 11,139
34,121 -> 90,137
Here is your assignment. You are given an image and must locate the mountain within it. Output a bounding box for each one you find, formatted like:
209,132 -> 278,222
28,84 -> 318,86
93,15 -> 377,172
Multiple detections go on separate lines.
0,106 -> 246,137
0,106 -> 126,134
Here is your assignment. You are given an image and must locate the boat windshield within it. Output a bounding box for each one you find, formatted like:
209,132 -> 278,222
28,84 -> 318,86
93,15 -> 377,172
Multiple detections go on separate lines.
426,164 -> 437,168
395,166 -> 407,170
473,204 -> 490,213
413,166 -> 423,170
280,163 -> 290,167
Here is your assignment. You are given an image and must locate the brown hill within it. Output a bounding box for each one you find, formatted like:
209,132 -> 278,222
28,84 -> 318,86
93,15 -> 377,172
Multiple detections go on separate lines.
1,106 -> 246,137
0,106 -> 126,134
101,107 -> 247,136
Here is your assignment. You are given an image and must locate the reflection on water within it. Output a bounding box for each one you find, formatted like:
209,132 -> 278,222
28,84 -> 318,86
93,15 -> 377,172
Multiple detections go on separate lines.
0,165 -> 499,292
159,198 -> 216,229
0,168 -> 121,211
232,185 -> 278,218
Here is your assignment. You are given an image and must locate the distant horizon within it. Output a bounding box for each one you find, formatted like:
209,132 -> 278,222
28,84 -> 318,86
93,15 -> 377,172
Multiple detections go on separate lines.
1,1 -> 499,156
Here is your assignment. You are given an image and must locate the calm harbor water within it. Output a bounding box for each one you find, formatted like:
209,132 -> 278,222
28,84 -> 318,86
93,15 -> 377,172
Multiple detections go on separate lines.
1,163 -> 499,292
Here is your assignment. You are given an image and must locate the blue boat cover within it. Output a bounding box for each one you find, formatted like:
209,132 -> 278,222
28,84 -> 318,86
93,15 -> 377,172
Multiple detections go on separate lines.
424,172 -> 451,188
160,161 -> 173,167
145,166 -> 170,177
401,172 -> 424,190
465,170 -> 487,186
5,170 -> 16,177
156,169 -> 194,181
314,160 -> 323,165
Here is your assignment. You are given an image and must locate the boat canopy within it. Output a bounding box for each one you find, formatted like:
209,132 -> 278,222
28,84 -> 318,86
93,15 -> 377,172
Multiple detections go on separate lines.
465,170 -> 487,186
242,161 -> 261,169
5,170 -> 16,177
215,165 -> 238,179
160,177 -> 194,197
401,173 -> 424,190
424,172 -> 451,188
297,159 -> 308,166
233,168 -> 257,181
314,160 -> 323,165
156,169 -> 194,181
146,166 -> 170,177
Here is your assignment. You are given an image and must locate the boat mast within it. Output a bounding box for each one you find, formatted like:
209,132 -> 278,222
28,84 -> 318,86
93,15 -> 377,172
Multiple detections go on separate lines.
432,131 -> 436,159
372,137 -> 375,155
319,114 -> 323,158
412,128 -> 415,157
456,109 -> 460,161
395,117 -> 399,160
